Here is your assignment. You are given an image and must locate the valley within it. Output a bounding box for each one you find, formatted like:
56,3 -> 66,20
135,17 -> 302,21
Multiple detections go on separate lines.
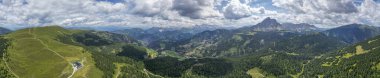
1,0 -> 380,78
0,18 -> 379,78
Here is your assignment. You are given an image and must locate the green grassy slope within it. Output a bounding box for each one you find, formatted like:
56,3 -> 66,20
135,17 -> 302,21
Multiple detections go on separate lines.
3,26 -> 103,78
58,28 -> 162,78
2,26 -> 379,78
303,35 -> 380,77
0,37 -> 16,78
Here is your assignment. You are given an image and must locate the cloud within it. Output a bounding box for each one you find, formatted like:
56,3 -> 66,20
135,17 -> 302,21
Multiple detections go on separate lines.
270,0 -> 380,27
0,0 -> 379,29
128,0 -> 173,17
272,0 -> 358,14
222,0 -> 265,19
172,0 -> 222,19
126,0 -> 223,19
0,0 -> 130,26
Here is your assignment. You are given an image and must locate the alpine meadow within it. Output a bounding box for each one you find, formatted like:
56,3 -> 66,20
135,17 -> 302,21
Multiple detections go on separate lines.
1,0 -> 380,78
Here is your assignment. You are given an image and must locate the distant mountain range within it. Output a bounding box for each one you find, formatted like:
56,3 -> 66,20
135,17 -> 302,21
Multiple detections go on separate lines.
110,17 -> 380,58
323,24 -> 380,44
240,17 -> 321,32
111,25 -> 230,51
0,27 -> 11,34
2,17 -> 380,78
168,18 -> 346,57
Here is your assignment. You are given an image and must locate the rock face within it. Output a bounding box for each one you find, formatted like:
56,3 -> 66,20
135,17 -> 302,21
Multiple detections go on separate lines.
251,17 -> 283,31
250,17 -> 320,32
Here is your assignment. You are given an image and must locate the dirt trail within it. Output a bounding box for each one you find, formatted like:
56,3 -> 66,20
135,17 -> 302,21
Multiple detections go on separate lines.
29,28 -> 79,78
68,60 -> 83,78
2,53 -> 20,78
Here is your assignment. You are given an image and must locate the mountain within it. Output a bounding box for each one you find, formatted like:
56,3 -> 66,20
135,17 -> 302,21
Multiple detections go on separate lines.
250,17 -> 283,31
214,32 -> 380,78
113,27 -> 198,51
281,23 -> 320,32
0,26 -> 280,78
0,26 -> 103,78
323,24 -> 380,44
303,35 -> 380,77
167,18 -> 342,57
1,24 -> 380,78
246,17 -> 321,32
105,18 -> 325,54
0,26 -> 160,78
71,30 -> 142,46
0,27 -> 11,34
175,30 -> 296,57
272,33 -> 347,55
65,26 -> 129,31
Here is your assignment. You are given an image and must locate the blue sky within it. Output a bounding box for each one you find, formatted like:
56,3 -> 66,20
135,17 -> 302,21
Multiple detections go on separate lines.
0,0 -> 379,29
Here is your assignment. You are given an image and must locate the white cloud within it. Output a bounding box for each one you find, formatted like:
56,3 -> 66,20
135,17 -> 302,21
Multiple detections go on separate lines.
271,0 -> 380,27
172,0 -> 222,19
222,0 -> 265,19
272,0 -> 358,14
128,0 -> 173,16
0,0 -> 379,29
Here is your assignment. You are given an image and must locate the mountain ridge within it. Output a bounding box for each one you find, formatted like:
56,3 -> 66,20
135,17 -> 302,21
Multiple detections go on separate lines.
323,23 -> 380,44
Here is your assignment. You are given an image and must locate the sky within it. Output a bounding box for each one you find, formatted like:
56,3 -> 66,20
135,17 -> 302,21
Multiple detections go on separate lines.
0,0 -> 379,29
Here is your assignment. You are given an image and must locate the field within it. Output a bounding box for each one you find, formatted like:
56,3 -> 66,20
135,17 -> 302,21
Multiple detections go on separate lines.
246,67 -> 265,78
4,26 -> 103,78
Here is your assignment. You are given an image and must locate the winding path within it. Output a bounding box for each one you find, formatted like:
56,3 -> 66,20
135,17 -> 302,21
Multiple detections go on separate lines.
4,28 -> 77,78
2,53 -> 20,78
28,28 -> 78,78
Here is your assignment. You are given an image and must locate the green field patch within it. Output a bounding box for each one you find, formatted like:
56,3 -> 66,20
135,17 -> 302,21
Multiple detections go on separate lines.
314,55 -> 323,59
335,56 -> 341,58
7,45 -> 69,78
317,75 -> 324,78
236,33 -> 244,35
160,50 -> 185,60
355,45 -> 367,55
4,27 -> 103,78
232,35 -> 243,41
242,40 -> 251,47
247,67 -> 266,78
228,47 -> 238,54
260,55 -> 274,64
348,69 -> 354,72
322,62 -> 332,67
343,53 -> 354,58
147,49 -> 158,59
113,63 -> 128,78
376,63 -> 380,71
246,32 -> 256,35
342,45 -> 368,59
286,52 -> 300,56
368,39 -> 379,44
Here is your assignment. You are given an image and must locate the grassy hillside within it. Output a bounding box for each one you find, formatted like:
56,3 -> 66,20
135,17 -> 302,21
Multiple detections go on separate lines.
2,26 -> 379,78
57,27 -> 161,78
1,26 -> 160,78
0,37 -> 16,78
303,35 -> 380,77
3,26 -> 103,78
